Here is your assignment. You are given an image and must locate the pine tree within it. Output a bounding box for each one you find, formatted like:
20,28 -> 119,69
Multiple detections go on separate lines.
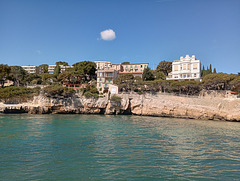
205,65 -> 211,76
203,66 -> 209,77
213,68 -> 217,73
54,65 -> 61,76
201,65 -> 205,77
142,67 -> 154,81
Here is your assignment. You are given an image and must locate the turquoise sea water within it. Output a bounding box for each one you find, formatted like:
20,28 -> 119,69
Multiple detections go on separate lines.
0,115 -> 239,180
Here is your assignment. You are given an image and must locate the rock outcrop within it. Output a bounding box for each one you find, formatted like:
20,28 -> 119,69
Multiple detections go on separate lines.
0,92 -> 239,122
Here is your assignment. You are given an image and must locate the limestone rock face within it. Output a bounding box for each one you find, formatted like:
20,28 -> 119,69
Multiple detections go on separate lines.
0,92 -> 239,121
129,93 -> 240,121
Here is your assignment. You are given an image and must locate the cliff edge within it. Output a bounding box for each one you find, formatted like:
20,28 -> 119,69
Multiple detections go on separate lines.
0,92 -> 239,121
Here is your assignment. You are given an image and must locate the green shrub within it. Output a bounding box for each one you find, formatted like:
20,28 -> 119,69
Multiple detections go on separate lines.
43,85 -> 75,97
82,85 -> 99,99
0,86 -> 40,103
63,87 -> 75,94
83,91 -> 92,98
110,95 -> 122,103
83,91 -> 98,99
32,86 -> 41,93
43,85 -> 64,97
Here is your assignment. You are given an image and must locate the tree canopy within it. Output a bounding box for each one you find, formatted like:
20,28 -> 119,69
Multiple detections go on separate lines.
201,64 -> 217,77
155,71 -> 166,80
213,68 -> 217,73
56,61 -> 69,66
0,64 -> 11,87
113,74 -> 136,91
73,61 -> 96,81
121,62 -> 130,65
202,73 -> 238,90
38,64 -> 48,74
156,61 -> 172,76
58,71 -> 74,84
54,65 -> 61,76
9,66 -> 27,86
142,67 -> 154,81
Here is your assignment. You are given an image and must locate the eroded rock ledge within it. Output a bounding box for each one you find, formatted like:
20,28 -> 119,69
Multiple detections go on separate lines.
0,92 -> 239,122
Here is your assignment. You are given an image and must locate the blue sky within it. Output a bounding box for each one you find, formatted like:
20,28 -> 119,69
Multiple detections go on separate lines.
0,0 -> 239,74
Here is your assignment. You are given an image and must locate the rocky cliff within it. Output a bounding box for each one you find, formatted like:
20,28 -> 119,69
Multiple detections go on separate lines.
0,92 -> 239,121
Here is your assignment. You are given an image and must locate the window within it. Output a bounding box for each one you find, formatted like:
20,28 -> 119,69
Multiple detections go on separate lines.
141,65 -> 143,68
193,64 -> 198,70
183,64 -> 186,70
194,73 -> 196,77
174,65 -> 178,71
144,65 -> 147,68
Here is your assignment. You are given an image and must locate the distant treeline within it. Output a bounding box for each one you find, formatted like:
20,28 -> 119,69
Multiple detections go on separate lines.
0,61 -> 239,100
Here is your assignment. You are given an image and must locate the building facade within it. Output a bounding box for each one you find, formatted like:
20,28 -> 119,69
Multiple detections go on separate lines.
119,63 -> 149,78
97,68 -> 119,93
21,66 -> 38,74
48,65 -> 72,74
95,61 -> 111,70
166,55 -> 201,81
95,61 -> 150,92
48,65 -> 56,74
22,65 -> 73,74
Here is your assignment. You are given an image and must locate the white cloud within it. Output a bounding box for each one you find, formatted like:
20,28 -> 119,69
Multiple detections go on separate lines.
100,29 -> 116,41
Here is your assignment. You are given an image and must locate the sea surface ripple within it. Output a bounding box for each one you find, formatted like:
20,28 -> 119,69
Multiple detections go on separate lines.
0,115 -> 239,180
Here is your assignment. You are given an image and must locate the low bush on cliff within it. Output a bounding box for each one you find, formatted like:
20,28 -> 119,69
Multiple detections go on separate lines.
43,85 -> 75,97
114,72 -> 240,95
81,85 -> 99,99
0,86 -> 40,103
83,91 -> 98,99
110,95 -> 122,103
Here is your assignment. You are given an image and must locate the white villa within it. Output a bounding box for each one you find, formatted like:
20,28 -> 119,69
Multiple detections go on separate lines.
166,55 -> 201,81
95,61 -> 111,70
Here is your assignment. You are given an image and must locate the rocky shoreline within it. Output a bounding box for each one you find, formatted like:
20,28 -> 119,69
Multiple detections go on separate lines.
0,92 -> 239,122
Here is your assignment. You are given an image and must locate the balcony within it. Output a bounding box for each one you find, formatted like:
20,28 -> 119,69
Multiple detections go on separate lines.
173,70 -> 191,73
105,74 -> 113,78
